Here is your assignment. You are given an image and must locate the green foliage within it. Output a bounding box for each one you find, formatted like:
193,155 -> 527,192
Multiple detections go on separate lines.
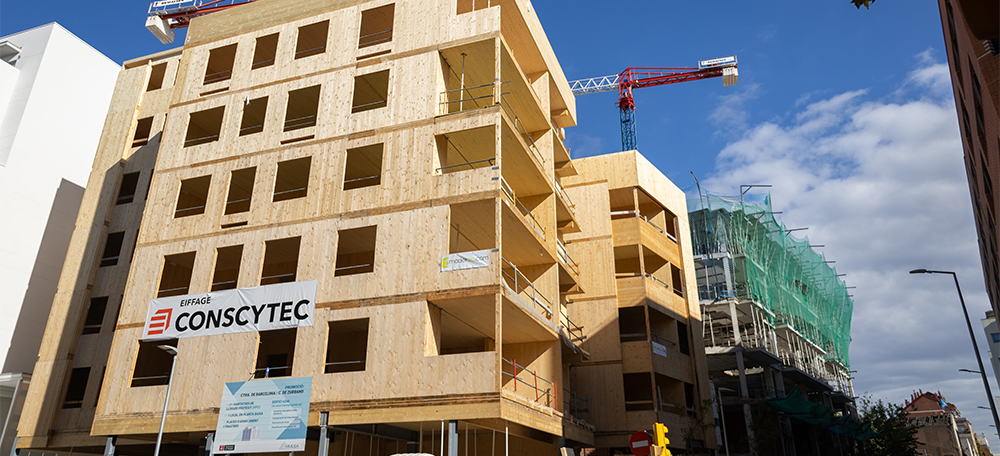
858,395 -> 921,456
852,0 -> 875,9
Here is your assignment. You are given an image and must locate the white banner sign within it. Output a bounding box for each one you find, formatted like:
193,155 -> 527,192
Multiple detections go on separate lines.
142,280 -> 316,341
151,0 -> 191,8
441,249 -> 491,272
652,340 -> 668,357
213,377 -> 311,454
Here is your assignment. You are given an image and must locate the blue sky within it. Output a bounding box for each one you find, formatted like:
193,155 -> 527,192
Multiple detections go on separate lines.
3,0 -> 996,449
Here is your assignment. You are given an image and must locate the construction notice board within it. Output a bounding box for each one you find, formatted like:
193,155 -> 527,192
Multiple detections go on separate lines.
212,377 -> 312,454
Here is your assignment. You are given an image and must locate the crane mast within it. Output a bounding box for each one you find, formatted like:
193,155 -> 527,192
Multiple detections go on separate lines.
569,56 -> 738,151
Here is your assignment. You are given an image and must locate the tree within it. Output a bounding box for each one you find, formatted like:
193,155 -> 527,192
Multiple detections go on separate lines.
852,0 -> 875,9
858,395 -> 921,456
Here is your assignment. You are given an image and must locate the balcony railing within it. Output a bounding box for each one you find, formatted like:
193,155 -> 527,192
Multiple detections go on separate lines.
563,389 -> 592,424
559,306 -> 585,344
611,210 -> 676,242
435,157 -> 495,175
500,176 -> 546,241
557,240 -> 579,276
502,357 -> 556,409
555,180 -> 576,215
501,258 -> 552,319
498,93 -> 545,167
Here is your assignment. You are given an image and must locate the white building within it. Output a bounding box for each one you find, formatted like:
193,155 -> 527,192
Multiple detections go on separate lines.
0,23 -> 119,455
983,311 -> 1000,390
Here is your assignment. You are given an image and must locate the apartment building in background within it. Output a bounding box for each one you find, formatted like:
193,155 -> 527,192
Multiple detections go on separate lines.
0,23 -> 120,456
13,1 -> 715,455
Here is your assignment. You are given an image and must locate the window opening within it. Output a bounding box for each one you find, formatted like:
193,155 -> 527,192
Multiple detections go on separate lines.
335,226 -> 377,276
240,96 -> 268,136
677,321 -> 690,355
343,144 -> 383,190
175,175 -> 211,218
623,373 -> 653,411
325,319 -> 369,373
261,237 -> 300,285
147,63 -> 167,91
352,70 -> 389,113
204,43 -> 237,84
131,339 -> 178,387
671,264 -> 683,297
613,245 -> 641,277
284,85 -> 320,131
358,4 -> 394,48
63,367 -> 91,409
158,252 -> 196,298
429,304 -> 492,355
82,297 -> 109,335
252,33 -> 279,69
100,232 -> 125,267
273,157 -> 311,202
118,172 -> 141,205
225,167 -> 256,214
295,21 -> 329,59
255,329 -> 297,378
618,307 -> 647,342
184,106 -> 225,147
448,199 -> 495,253
684,382 -> 696,411
212,245 -> 243,291
133,117 -> 153,147
435,127 -> 495,174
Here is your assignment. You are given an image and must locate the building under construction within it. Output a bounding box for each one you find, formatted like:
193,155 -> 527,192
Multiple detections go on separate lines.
689,191 -> 856,454
12,0 -> 717,455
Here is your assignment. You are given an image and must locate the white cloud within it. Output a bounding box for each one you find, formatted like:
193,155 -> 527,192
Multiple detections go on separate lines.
702,55 -> 997,443
708,83 -> 761,135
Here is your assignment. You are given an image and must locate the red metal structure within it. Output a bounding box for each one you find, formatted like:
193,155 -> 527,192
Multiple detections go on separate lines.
146,0 -> 257,43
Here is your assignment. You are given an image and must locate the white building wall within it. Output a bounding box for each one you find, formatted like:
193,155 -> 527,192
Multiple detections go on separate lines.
983,311 -> 1000,389
0,23 -> 119,374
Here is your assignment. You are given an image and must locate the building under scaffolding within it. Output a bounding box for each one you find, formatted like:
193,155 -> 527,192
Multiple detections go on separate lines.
689,191 -> 856,454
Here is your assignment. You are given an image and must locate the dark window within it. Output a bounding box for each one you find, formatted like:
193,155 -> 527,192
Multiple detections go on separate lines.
252,33 -> 279,69
623,373 -> 653,411
255,329 -> 296,378
63,367 -> 90,409
352,70 -> 389,113
677,321 -> 690,355
261,237 -> 300,285
184,106 -> 225,147
225,167 -> 256,214
240,96 -> 268,136
273,157 -> 311,202
284,85 -> 320,131
175,175 -> 211,218
82,297 -> 108,335
992,333 -> 999,343
335,226 -> 377,276
618,307 -> 647,342
133,117 -> 153,147
212,245 -> 243,291
100,232 -> 125,267
147,63 -> 167,92
158,252 -> 196,298
295,21 -> 329,59
117,172 -> 141,205
131,339 -> 178,387
325,319 -> 369,373
671,264 -> 683,297
204,43 -> 237,84
359,4 -> 394,48
344,144 -> 383,190
684,382 -> 696,411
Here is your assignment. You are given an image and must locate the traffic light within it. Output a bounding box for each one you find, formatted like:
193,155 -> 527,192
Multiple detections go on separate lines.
653,422 -> 670,447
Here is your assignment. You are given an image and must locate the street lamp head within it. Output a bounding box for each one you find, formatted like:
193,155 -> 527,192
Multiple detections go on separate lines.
157,345 -> 179,356
910,269 -> 929,274
960,369 -> 983,374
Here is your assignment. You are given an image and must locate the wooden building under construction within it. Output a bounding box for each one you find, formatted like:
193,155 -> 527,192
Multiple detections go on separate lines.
14,0 -> 716,454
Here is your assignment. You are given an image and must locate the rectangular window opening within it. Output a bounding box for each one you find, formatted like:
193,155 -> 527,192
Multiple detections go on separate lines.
226,167 -> 256,214
240,96 -> 268,136
295,21 -> 329,59
623,373 -> 653,411
435,127 -> 495,174
677,321 -> 690,356
212,245 -> 243,291
63,367 -> 91,409
613,245 -> 641,277
117,172 -> 141,205
131,339 -> 178,387
448,199 -> 495,253
273,157 -> 311,202
618,307 -> 647,342
284,85 -> 320,132
438,307 -> 491,355
82,297 -> 109,335
158,252 -> 196,298
252,33 -> 279,69
255,329 -> 297,378
100,232 -> 125,267
335,226 -> 377,276
359,4 -> 394,48
352,70 -> 389,113
175,175 -> 211,218
261,237 -> 300,285
325,319 -> 369,373
204,43 -> 238,84
133,117 -> 153,147
344,144 -> 384,190
184,106 -> 225,147
147,63 -> 167,92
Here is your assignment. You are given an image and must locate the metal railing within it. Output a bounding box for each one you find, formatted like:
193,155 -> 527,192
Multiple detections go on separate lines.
554,180 -> 575,215
334,263 -> 375,276
254,365 -> 292,378
645,273 -> 669,289
358,29 -> 392,48
440,82 -> 496,112
283,114 -> 317,131
559,306 -> 585,344
294,45 -> 326,59
211,279 -> 237,291
556,240 -> 579,276
501,258 -> 552,318
203,69 -> 232,84
251,58 -> 275,70
225,197 -> 251,214
563,389 -> 592,423
435,158 -> 495,175
498,93 -> 545,167
343,175 -> 381,189
500,176 -> 545,241
131,374 -> 171,387
610,210 -> 676,241
650,333 -> 677,348
184,134 -> 219,147
352,99 -> 388,113
260,272 -> 296,285
273,187 -> 307,200
324,360 -> 366,373
240,123 -> 264,136
502,357 -> 556,408
157,286 -> 189,298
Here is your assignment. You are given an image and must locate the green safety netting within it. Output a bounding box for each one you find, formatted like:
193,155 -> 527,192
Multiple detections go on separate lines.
688,190 -> 853,368
766,387 -> 878,441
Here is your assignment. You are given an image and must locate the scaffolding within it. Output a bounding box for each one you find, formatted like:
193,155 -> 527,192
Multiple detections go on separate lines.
689,191 -> 854,370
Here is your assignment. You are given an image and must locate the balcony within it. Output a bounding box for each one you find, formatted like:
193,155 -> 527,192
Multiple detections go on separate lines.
616,275 -> 688,318
555,180 -> 581,233
612,214 -> 681,268
556,240 -> 582,294
501,176 -> 545,241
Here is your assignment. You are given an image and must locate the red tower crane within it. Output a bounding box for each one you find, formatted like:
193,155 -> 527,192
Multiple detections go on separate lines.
146,0 -> 258,44
568,56 -> 739,151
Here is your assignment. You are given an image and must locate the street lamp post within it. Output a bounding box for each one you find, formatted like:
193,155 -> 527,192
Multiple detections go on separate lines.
154,345 -> 179,456
910,269 -> 1000,432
